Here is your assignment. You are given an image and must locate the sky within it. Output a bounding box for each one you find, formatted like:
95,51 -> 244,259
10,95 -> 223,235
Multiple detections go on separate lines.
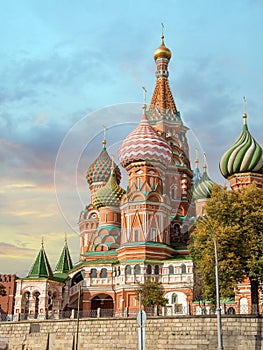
1,0 -> 263,276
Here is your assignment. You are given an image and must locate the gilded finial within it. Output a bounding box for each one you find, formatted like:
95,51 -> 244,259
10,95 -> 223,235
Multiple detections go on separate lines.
41,236 -> 44,248
64,232 -> 67,245
102,125 -> 107,149
142,86 -> 147,114
195,148 -> 199,168
203,152 -> 207,173
153,23 -> 171,61
161,22 -> 165,40
243,96 -> 247,124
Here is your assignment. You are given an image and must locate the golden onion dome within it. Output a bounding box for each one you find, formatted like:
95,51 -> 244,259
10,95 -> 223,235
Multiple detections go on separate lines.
153,35 -> 172,61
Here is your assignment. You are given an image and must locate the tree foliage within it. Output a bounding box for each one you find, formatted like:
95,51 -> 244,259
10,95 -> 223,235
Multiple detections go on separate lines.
190,183 -> 263,305
136,280 -> 168,307
0,283 -> 6,297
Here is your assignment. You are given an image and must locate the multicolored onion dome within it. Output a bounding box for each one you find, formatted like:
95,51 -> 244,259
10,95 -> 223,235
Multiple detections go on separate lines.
86,147 -> 121,186
219,116 -> 263,178
92,168 -> 125,209
153,35 -> 172,61
119,112 -> 172,168
191,171 -> 215,201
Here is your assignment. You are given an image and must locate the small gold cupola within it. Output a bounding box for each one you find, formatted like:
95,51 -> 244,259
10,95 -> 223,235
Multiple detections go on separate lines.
153,24 -> 172,61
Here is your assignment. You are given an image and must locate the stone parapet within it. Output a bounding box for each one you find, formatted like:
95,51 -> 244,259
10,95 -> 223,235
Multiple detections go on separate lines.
0,315 -> 262,349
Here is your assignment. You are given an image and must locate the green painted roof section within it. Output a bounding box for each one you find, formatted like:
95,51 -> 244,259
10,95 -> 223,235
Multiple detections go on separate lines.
53,272 -> 70,282
81,250 -> 117,257
54,241 -> 73,274
119,241 -> 171,248
98,224 -> 121,232
27,245 -> 53,279
220,120 -> 263,178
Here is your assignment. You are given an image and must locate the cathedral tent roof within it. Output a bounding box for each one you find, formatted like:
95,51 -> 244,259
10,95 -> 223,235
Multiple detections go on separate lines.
27,244 -> 53,279
54,240 -> 73,274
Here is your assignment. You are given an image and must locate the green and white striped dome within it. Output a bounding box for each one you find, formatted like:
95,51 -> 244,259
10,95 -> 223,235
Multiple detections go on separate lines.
219,115 -> 263,178
192,171 -> 215,200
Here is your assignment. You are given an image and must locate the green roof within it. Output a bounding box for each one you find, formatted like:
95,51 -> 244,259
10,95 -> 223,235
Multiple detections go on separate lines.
27,244 -> 53,279
54,241 -> 73,274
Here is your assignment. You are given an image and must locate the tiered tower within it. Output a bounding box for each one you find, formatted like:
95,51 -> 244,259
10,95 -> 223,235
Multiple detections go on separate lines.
118,104 -> 173,261
148,33 -> 193,246
79,133 -> 122,256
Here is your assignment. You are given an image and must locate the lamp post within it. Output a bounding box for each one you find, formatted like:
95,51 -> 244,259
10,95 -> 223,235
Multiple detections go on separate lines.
75,286 -> 81,350
75,270 -> 86,350
213,234 -> 224,350
200,216 -> 224,350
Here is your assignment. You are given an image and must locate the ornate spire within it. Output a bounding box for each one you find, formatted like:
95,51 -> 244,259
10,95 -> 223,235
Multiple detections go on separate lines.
142,86 -> 147,117
195,148 -> 199,169
148,30 -> 180,123
203,152 -> 207,173
102,125 -> 107,149
243,96 -> 247,125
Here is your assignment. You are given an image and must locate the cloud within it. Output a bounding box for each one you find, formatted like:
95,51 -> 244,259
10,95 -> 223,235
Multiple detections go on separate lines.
0,242 -> 35,256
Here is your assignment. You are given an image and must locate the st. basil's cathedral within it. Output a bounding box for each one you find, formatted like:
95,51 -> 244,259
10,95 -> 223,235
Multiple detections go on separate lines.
7,33 -> 263,320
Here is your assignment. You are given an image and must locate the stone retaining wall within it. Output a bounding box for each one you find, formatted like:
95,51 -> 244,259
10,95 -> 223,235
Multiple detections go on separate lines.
0,315 -> 262,349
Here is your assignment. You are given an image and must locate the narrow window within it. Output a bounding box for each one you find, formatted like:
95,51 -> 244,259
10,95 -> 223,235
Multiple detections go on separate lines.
181,264 -> 186,274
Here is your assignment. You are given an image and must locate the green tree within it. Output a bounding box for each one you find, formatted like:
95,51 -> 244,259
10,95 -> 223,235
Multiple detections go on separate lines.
136,280 -> 168,309
0,283 -> 6,297
190,183 -> 263,309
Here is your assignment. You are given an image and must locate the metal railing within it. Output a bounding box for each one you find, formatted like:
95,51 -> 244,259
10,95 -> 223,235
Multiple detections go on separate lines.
0,304 -> 261,322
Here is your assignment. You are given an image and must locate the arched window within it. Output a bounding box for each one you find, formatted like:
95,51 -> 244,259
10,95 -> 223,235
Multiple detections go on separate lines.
71,270 -> 85,286
168,265 -> 174,275
154,265 -> 159,275
137,177 -> 141,190
181,264 -> 186,274
135,229 -> 139,241
125,265 -> 131,275
90,268 -> 97,278
146,265 -> 152,275
48,291 -> 53,310
170,184 -> 177,200
33,291 -> 40,317
134,265 -> 141,275
100,268 -> 107,278
172,293 -> 177,304
23,291 -> 30,314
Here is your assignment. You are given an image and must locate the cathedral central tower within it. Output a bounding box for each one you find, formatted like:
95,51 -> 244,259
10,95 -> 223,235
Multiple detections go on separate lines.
149,34 -> 193,244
